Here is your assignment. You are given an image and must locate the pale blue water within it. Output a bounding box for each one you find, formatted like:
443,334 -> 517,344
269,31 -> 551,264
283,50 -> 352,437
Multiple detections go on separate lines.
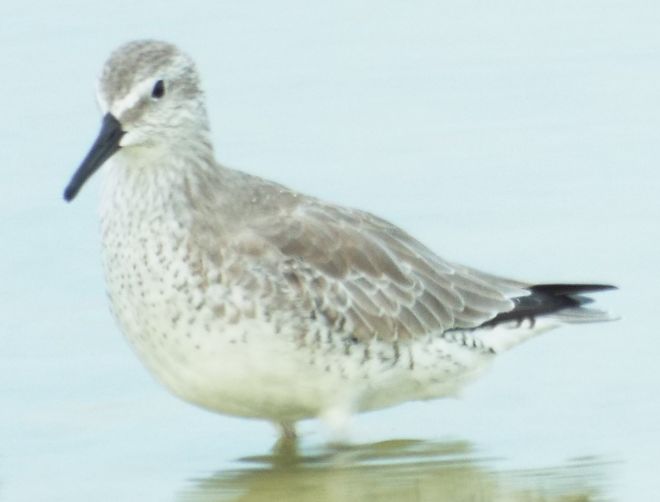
2,2 -> 658,501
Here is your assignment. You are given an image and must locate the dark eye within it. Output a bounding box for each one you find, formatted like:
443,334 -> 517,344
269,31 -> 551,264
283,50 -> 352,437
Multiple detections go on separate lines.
151,80 -> 165,99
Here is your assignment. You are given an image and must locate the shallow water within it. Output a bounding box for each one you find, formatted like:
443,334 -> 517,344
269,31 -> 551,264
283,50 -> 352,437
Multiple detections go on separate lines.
181,440 -> 613,502
2,1 -> 658,501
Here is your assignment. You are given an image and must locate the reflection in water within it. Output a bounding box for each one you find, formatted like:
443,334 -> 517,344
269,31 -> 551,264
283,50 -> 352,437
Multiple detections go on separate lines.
178,439 -> 611,502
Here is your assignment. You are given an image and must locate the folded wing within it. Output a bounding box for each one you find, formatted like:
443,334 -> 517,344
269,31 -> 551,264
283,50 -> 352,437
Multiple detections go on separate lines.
244,201 -> 531,342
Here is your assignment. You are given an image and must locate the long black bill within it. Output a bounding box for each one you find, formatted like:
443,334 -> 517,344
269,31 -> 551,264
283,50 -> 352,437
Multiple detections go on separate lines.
63,113 -> 125,202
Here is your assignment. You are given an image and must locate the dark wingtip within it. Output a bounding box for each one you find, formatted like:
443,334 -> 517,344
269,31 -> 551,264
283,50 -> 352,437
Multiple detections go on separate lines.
530,284 -> 618,296
482,282 -> 617,327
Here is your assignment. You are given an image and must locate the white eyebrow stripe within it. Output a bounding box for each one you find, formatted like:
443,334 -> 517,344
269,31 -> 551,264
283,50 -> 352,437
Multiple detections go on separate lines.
109,78 -> 159,117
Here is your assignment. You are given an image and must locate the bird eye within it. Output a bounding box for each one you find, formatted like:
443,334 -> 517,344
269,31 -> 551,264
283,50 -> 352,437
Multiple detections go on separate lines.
151,80 -> 165,99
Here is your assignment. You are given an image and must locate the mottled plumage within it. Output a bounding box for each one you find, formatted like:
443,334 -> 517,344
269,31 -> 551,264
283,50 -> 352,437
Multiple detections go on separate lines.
64,40 -> 615,439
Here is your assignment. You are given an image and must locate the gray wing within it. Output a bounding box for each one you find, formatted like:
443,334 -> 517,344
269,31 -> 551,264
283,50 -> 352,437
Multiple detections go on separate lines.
242,200 -> 529,342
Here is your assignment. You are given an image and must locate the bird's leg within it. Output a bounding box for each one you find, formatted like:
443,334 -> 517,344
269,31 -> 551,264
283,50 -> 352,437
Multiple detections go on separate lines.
320,405 -> 353,444
272,421 -> 299,461
276,421 -> 297,441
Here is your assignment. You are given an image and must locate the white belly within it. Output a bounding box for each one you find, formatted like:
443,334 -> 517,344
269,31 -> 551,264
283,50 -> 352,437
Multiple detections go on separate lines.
100,207 -> 493,423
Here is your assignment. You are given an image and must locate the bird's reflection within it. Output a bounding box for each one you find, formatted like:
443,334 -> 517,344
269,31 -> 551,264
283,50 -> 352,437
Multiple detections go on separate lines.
178,438 -> 610,502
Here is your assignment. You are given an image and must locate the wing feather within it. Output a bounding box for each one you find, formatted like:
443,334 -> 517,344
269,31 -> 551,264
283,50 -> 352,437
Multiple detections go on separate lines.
242,201 -> 526,341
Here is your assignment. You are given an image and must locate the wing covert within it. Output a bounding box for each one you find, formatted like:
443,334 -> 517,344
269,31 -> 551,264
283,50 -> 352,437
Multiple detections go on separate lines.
243,201 -> 527,342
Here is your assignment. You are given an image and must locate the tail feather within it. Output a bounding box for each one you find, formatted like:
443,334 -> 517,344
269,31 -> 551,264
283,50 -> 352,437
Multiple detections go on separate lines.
472,283 -> 616,353
483,283 -> 617,327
